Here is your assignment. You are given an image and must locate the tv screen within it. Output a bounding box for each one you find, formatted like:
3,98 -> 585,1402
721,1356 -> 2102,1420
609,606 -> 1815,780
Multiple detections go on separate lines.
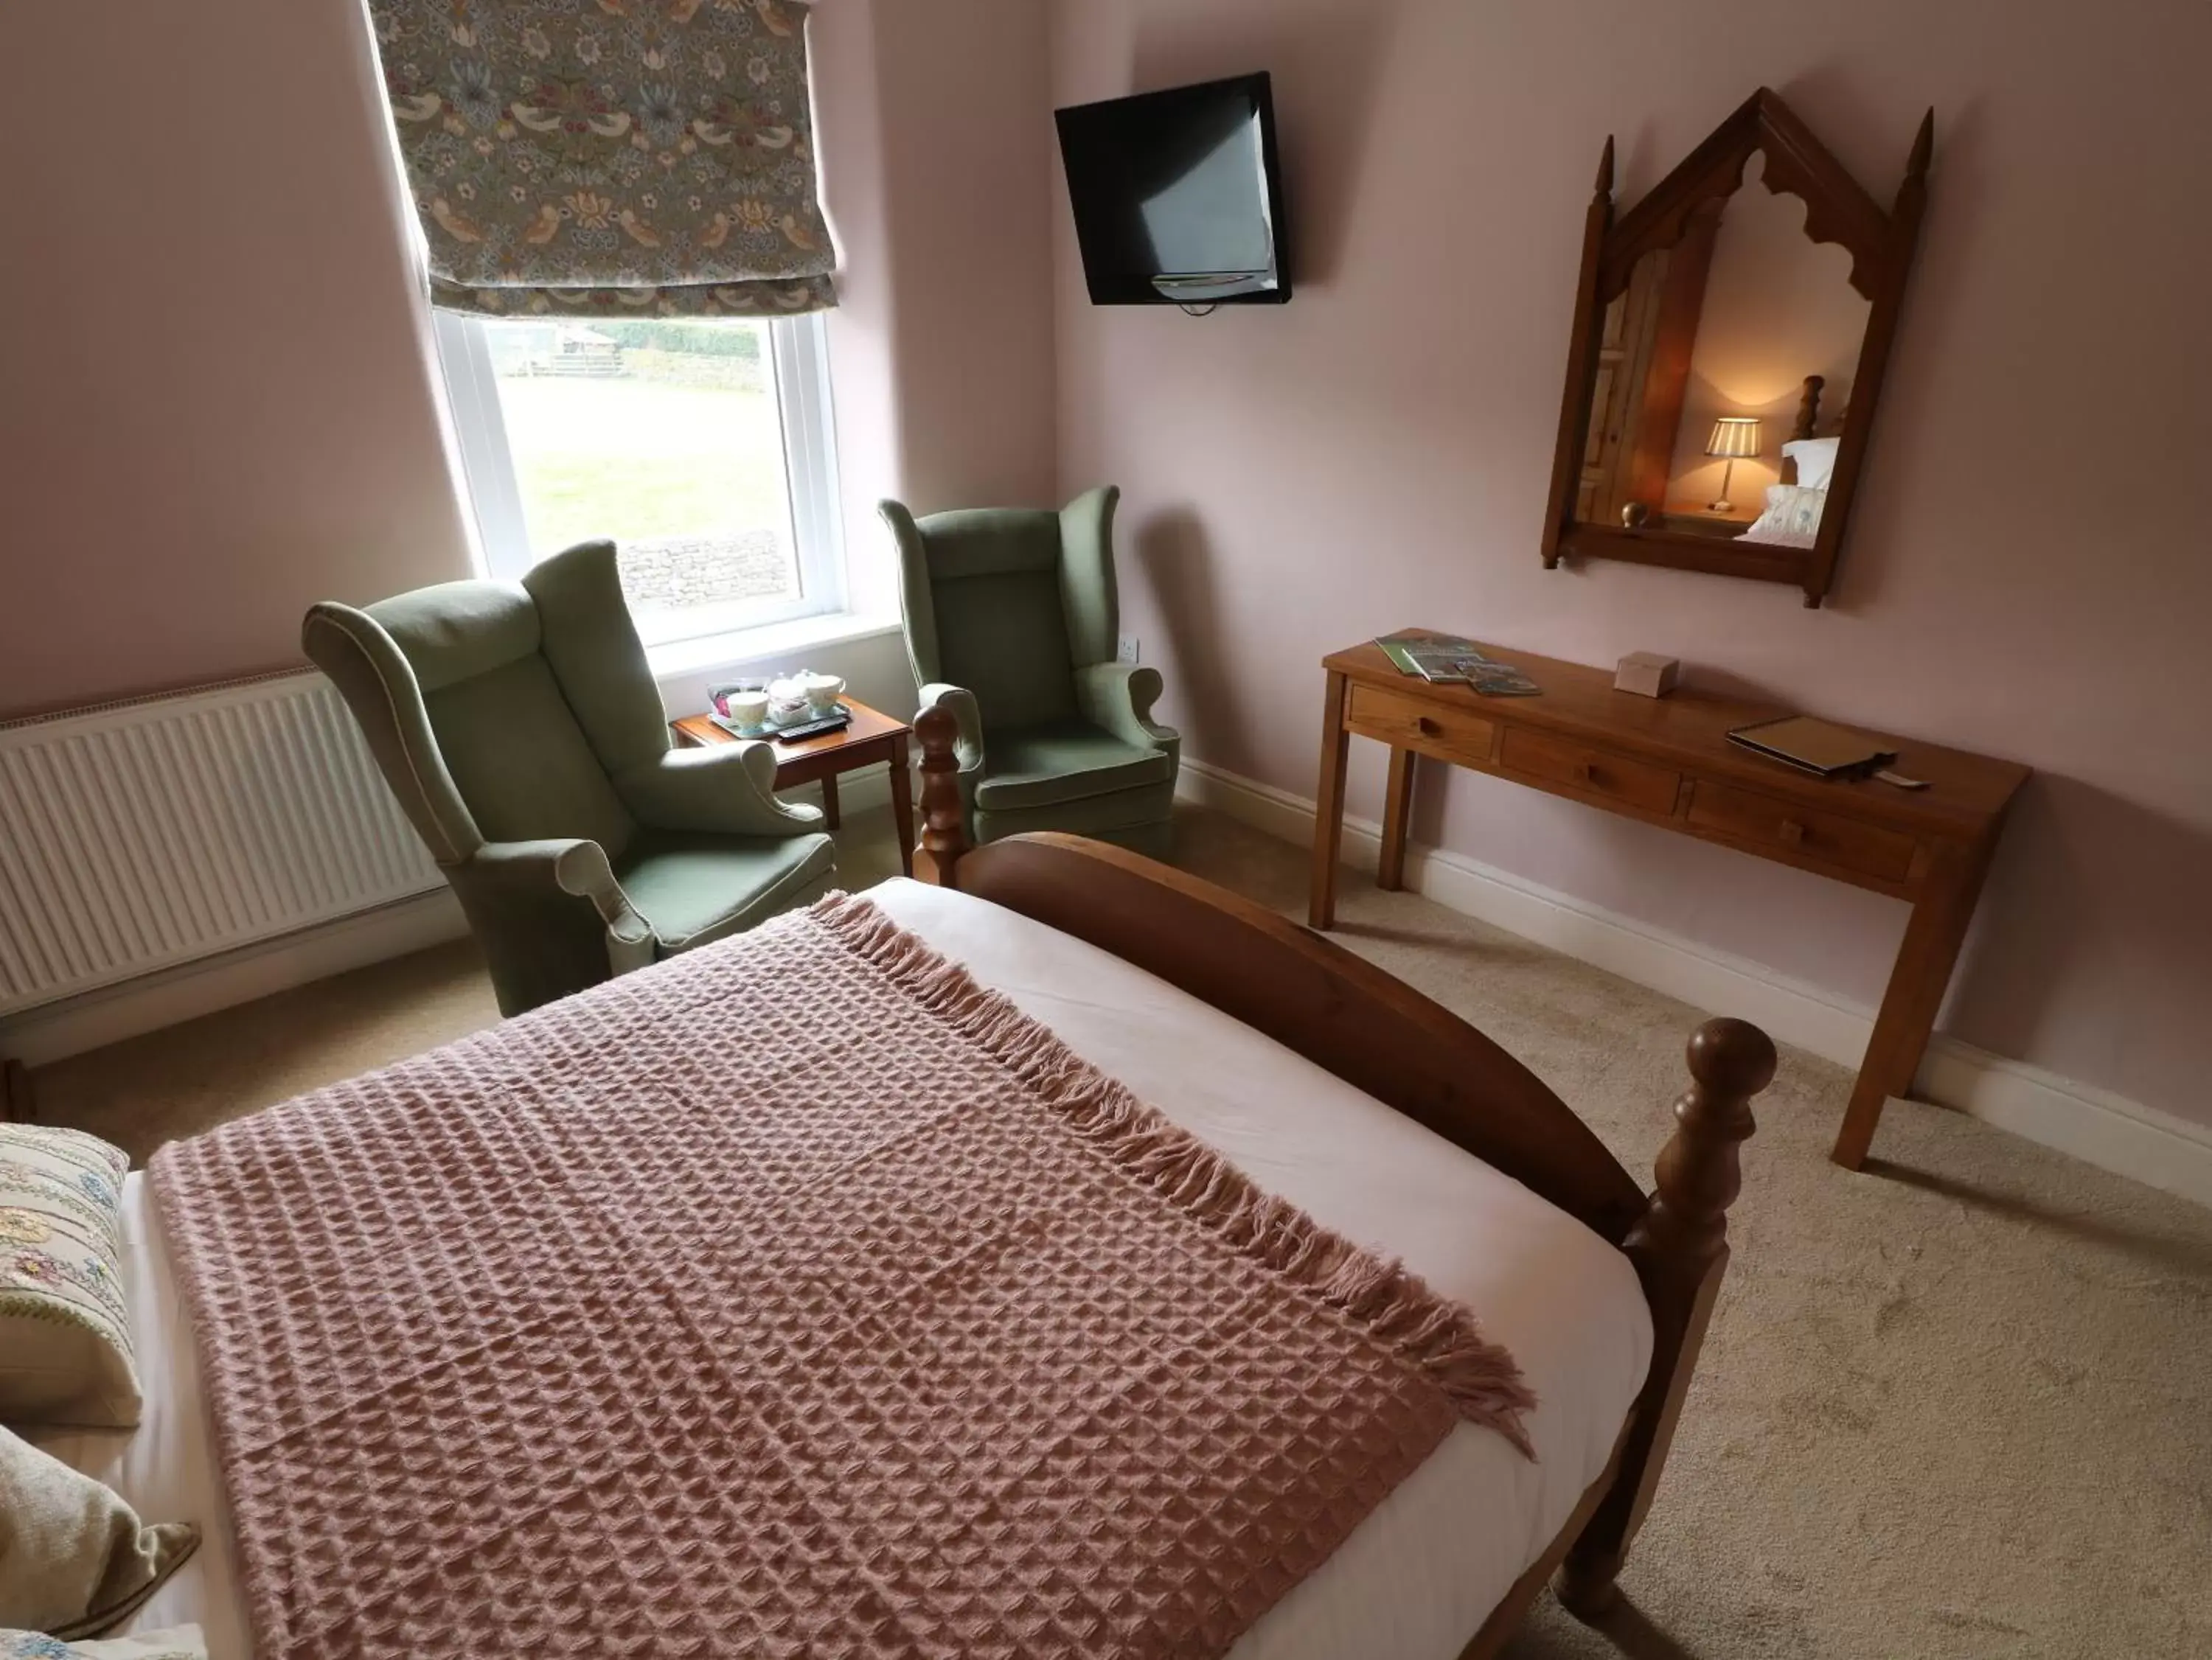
1056,74 -> 1290,307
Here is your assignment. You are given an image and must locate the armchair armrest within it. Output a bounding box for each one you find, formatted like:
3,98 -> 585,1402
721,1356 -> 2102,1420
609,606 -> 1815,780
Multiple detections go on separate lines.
1074,663 -> 1178,753
463,839 -> 644,933
451,839 -> 656,1008
918,683 -> 987,777
616,744 -> 825,839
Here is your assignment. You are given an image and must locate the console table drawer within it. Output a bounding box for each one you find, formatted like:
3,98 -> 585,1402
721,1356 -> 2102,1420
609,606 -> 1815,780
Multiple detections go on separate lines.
1688,781 -> 1918,882
1346,684 -> 1496,761
1501,728 -> 1681,816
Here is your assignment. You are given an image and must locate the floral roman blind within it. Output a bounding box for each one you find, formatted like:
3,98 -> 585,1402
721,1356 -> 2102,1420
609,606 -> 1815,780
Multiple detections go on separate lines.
366,0 -> 835,318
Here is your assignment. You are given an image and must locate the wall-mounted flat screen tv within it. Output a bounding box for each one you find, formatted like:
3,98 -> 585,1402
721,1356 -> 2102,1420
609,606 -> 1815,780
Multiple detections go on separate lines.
1056,73 -> 1290,307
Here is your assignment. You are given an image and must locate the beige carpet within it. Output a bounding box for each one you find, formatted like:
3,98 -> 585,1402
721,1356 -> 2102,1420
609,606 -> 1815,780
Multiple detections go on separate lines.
30,806 -> 2212,1659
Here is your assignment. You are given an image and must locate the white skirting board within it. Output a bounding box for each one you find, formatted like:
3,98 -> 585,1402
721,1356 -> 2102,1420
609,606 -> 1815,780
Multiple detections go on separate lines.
0,764 -> 902,1069
1177,758 -> 2212,1210
0,889 -> 469,1067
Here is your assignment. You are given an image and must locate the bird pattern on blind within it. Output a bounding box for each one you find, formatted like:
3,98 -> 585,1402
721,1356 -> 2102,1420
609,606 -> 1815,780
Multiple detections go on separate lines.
366,0 -> 835,317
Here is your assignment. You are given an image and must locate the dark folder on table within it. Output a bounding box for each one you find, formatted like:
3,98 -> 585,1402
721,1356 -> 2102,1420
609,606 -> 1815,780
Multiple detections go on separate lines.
1725,716 -> 1897,780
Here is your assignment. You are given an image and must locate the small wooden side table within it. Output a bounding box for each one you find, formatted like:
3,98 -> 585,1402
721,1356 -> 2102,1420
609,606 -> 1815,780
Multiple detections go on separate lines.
671,695 -> 915,878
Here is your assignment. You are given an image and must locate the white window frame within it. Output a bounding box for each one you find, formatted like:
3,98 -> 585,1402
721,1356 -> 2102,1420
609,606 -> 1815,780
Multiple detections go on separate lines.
432,309 -> 846,649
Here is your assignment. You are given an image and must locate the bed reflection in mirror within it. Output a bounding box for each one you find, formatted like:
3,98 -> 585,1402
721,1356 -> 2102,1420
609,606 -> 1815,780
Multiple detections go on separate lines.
1574,152 -> 1871,548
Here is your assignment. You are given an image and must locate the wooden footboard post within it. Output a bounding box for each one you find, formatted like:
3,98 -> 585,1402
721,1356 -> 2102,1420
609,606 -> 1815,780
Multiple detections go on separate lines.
912,705 -> 972,888
1556,1016 -> 1776,1621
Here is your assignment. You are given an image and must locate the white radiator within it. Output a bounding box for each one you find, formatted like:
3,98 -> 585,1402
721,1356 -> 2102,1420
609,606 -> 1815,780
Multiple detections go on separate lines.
0,672 -> 442,1016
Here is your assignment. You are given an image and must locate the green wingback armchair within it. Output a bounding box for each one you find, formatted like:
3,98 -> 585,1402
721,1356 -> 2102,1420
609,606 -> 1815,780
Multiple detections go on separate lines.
880,485 -> 1179,855
303,540 -> 835,1016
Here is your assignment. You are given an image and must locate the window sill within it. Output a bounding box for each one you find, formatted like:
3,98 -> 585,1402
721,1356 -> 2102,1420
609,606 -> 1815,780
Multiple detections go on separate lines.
647,610 -> 905,688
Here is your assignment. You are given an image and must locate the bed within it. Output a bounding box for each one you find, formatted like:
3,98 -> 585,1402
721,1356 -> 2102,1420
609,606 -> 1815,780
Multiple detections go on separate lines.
34,707 -> 1776,1659
1737,374 -> 1844,548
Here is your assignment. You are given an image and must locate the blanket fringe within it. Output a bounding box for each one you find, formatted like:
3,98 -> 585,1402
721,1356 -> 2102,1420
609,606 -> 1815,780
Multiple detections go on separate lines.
810,893 -> 1537,1457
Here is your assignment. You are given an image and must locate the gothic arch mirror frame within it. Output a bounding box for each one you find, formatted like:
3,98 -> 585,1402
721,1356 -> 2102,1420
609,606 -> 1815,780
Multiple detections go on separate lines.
1539,88 -> 1934,608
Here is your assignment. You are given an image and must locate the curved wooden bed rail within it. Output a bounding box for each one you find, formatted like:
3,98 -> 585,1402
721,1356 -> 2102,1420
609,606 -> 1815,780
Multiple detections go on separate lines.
959,831 -> 1653,1245
908,706 -> 1778,1634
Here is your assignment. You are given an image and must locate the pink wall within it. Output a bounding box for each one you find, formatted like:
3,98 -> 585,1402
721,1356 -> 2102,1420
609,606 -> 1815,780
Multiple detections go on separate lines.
796,0 -> 1063,646
1051,0 -> 2212,1123
864,1 -> 1060,517
0,0 -> 475,717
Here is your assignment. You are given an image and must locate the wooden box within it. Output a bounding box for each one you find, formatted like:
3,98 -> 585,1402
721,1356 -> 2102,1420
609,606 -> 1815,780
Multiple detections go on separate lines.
1614,652 -> 1681,699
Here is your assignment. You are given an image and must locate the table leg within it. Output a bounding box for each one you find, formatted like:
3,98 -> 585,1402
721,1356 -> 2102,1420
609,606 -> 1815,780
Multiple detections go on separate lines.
1832,842 -> 1991,1169
889,732 -> 915,879
1309,669 -> 1350,930
820,772 -> 841,831
1378,745 -> 1416,892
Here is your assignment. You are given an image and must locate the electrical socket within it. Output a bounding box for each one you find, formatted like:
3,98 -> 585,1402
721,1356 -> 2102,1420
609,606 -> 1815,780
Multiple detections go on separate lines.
1116,635 -> 1140,666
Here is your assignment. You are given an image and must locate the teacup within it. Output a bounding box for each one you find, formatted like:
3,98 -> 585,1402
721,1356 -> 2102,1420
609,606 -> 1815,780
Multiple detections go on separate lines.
726,691 -> 771,730
799,672 -> 846,716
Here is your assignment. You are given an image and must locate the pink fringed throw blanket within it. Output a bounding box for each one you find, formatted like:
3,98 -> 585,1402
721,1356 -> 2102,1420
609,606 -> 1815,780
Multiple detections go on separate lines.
151,895 -> 1531,1660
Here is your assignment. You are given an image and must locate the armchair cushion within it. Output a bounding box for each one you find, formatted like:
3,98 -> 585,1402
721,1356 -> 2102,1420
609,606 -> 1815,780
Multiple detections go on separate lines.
422,655 -> 638,859
367,581 -> 540,692
524,540 -> 672,783
888,504 -> 1077,730
971,720 -> 1172,813
972,781 -> 1179,850
930,566 -> 1078,731
615,831 -> 836,952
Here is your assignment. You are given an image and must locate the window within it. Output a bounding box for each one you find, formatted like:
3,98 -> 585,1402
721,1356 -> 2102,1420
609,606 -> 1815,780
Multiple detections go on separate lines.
434,313 -> 844,649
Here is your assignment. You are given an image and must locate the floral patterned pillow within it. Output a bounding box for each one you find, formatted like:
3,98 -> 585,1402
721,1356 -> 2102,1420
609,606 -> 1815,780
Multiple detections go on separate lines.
0,1627 -> 204,1659
1740,483 -> 1828,550
0,1126 -> 140,1428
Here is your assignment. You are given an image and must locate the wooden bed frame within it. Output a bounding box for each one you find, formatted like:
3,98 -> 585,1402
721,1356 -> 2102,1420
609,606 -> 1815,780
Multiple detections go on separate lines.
907,706 -> 1778,1651
1778,372 -> 1836,486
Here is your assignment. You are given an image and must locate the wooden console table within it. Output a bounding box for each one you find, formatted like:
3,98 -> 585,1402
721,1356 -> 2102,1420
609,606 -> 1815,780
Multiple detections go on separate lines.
1310,640 -> 2030,1168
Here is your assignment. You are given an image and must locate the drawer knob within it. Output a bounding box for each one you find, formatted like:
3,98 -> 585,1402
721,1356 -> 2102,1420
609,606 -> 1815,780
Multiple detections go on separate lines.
1779,820 -> 1806,845
1575,761 -> 1596,784
1416,716 -> 1440,736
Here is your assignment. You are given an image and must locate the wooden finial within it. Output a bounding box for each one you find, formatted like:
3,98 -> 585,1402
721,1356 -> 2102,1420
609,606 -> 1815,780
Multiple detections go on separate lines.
912,704 -> 970,888
1594,135 -> 1615,200
1648,1017 -> 1776,1257
1792,374 -> 1826,443
1557,1015 -> 1776,1620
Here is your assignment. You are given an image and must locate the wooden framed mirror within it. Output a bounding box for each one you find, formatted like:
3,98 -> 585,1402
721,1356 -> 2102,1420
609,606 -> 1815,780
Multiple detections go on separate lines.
1539,89 -> 1933,608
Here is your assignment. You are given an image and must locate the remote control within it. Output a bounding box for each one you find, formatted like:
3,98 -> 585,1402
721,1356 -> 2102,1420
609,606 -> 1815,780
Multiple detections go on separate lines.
773,713 -> 851,744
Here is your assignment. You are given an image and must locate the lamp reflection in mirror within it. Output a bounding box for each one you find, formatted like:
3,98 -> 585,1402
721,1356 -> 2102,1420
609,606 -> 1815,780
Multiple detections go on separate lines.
1704,416 -> 1761,513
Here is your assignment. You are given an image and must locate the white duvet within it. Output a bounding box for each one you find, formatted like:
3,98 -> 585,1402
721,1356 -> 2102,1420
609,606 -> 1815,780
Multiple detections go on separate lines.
43,877 -> 1651,1660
